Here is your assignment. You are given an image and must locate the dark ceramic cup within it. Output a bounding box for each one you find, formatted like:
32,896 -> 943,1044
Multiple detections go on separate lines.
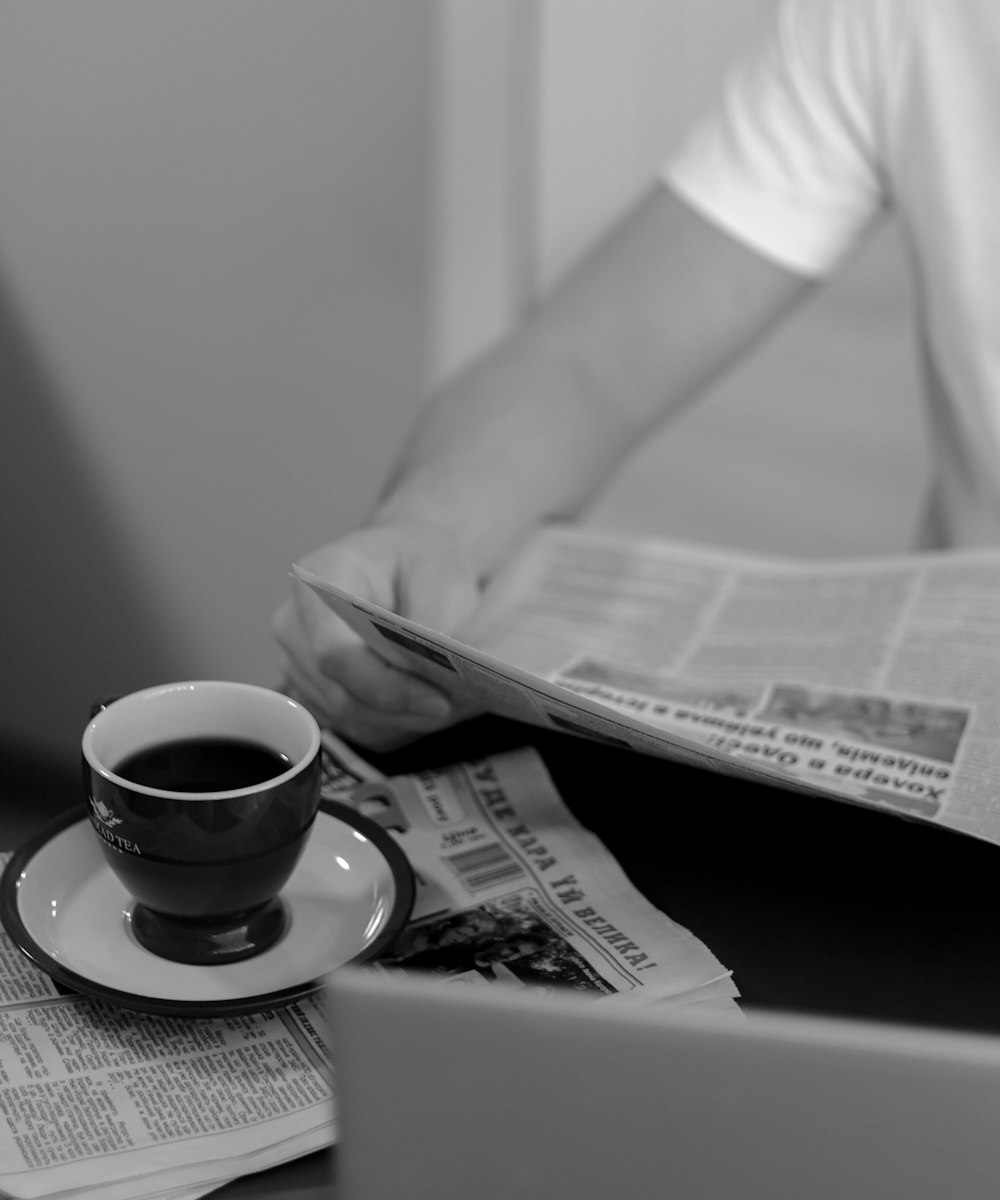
82,681 -> 322,965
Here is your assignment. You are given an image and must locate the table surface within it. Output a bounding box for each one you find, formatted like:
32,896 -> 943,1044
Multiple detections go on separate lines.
9,715 -> 1000,1198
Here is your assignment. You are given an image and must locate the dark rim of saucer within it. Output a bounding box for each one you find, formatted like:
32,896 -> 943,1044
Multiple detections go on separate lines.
0,799 -> 415,1017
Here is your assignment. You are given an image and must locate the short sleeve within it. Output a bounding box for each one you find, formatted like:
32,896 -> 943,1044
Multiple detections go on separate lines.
662,0 -> 905,277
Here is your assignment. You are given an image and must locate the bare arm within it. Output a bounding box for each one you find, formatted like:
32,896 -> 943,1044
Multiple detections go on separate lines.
369,182 -> 815,576
275,183 -> 814,747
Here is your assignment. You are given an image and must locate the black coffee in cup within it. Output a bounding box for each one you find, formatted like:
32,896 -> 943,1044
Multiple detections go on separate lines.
114,736 -> 291,794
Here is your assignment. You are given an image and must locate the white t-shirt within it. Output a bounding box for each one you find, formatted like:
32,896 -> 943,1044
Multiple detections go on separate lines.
663,0 -> 1000,549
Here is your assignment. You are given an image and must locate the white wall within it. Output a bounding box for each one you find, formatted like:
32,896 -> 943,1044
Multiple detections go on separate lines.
0,1 -> 435,762
425,0 -> 539,386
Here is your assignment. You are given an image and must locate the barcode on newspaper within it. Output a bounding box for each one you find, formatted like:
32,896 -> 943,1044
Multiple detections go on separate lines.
443,842 -> 526,892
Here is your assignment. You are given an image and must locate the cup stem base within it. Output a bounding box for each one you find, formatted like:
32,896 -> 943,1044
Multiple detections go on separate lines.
129,898 -> 288,965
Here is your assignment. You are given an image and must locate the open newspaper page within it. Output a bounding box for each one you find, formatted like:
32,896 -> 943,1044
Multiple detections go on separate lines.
0,732 -> 738,1199
295,525 -> 1000,847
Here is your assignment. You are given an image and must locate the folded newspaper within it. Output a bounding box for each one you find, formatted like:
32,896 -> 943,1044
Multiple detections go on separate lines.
0,732 -> 738,1200
295,523 -> 1000,848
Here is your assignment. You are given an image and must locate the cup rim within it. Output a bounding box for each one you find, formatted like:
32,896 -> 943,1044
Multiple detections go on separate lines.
82,680 -> 322,801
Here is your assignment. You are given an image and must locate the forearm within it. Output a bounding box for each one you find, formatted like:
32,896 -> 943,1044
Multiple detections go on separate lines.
369,183 -> 813,576
369,331 -> 634,576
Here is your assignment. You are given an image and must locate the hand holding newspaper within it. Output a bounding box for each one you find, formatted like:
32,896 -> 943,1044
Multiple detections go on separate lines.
1,729 -> 737,1200
294,524 -> 1000,847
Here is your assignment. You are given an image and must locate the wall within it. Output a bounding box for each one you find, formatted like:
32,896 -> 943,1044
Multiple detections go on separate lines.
0,2 -> 435,765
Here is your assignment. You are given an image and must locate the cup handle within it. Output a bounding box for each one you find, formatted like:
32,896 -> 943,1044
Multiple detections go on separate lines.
350,781 -> 412,834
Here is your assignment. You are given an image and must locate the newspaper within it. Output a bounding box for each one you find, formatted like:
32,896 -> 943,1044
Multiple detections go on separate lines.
295,523 -> 1000,848
1,734 -> 737,1200
340,746 -> 738,1011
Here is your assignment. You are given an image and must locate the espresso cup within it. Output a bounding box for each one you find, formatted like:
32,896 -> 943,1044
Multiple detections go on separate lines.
82,680 -> 322,965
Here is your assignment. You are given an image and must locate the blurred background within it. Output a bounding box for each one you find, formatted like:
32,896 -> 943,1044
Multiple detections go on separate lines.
0,0 -> 927,774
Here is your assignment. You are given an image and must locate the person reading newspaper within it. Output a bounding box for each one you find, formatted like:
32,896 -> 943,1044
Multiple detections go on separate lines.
274,0 -> 1000,750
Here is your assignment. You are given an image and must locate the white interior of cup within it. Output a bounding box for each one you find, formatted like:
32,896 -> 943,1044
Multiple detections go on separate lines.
82,680 -> 321,798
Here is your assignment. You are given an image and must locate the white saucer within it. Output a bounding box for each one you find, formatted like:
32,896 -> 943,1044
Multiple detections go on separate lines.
1,801 -> 414,1016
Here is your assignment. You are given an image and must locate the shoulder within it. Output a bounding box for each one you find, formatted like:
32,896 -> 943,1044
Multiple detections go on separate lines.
660,0 -> 917,277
